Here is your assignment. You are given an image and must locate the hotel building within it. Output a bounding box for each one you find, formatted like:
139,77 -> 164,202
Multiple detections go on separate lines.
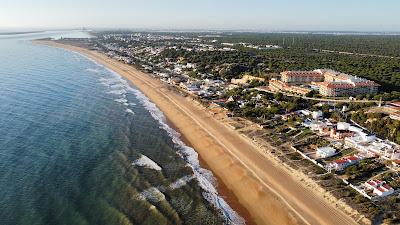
279,69 -> 379,97
268,78 -> 311,95
281,71 -> 325,83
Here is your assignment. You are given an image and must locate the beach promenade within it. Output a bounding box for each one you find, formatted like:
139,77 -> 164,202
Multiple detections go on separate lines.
38,40 -> 359,225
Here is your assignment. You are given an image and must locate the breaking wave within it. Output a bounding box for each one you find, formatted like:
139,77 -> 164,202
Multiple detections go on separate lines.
169,175 -> 195,190
130,85 -> 245,225
85,68 -> 100,73
135,187 -> 166,203
132,155 -> 162,171
86,62 -> 245,225
95,70 -> 136,116
125,108 -> 135,115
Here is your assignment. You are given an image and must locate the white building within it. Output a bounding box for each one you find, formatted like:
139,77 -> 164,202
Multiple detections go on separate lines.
312,111 -> 323,120
329,155 -> 362,171
365,180 -> 395,197
337,122 -> 350,130
316,147 -> 336,158
345,134 -> 399,158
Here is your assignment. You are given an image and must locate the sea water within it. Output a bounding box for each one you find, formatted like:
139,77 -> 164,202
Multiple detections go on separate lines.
0,32 -> 244,225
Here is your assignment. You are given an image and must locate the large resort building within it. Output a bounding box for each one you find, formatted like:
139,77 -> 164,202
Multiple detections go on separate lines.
281,70 -> 325,83
269,79 -> 311,95
271,69 -> 379,97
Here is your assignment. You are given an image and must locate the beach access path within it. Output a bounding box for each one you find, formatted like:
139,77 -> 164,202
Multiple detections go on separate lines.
38,40 -> 359,225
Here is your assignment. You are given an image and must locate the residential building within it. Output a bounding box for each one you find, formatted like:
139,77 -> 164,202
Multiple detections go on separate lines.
312,111 -> 323,120
316,146 -> 336,158
365,180 -> 395,197
345,133 -> 400,159
330,155 -> 362,171
330,128 -> 354,140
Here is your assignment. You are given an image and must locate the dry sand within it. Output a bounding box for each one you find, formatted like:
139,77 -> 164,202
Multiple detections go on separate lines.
36,40 -> 360,225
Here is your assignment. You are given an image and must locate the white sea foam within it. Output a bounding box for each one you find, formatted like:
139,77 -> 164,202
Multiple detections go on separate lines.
132,155 -> 162,171
107,89 -> 127,95
99,77 -> 119,86
109,83 -> 126,90
130,87 -> 245,225
73,55 -> 82,62
169,175 -> 195,190
126,108 -> 135,114
135,187 -> 165,203
114,98 -> 128,104
83,56 -> 244,224
86,68 -> 101,73
97,71 -> 138,117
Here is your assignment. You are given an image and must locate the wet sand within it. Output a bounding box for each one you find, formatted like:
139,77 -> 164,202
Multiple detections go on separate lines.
168,119 -> 257,225
36,40 -> 359,225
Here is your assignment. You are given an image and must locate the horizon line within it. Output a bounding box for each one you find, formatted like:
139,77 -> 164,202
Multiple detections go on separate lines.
2,28 -> 400,35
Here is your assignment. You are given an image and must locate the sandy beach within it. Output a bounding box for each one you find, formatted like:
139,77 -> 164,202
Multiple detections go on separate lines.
36,40 -> 360,225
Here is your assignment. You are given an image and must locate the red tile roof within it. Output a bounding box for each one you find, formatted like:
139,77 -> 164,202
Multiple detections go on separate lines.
383,184 -> 393,190
326,83 -> 354,88
367,180 -> 383,186
347,156 -> 359,161
281,71 -> 324,77
334,159 -> 347,164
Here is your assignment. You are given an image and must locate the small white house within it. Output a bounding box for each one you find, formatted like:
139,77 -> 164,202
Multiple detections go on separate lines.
365,180 -> 395,197
316,147 -> 336,158
337,122 -> 350,130
312,111 -> 323,120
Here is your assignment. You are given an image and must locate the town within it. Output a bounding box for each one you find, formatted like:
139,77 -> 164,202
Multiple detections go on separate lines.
77,31 -> 400,224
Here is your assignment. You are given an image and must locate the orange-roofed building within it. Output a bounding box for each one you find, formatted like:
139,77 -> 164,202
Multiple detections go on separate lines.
281,70 -> 325,83
281,69 -> 380,97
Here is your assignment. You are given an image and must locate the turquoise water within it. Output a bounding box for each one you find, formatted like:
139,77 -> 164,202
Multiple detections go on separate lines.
0,34 -> 243,225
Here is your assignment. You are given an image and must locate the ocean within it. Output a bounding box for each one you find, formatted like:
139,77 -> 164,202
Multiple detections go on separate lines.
0,32 -> 243,225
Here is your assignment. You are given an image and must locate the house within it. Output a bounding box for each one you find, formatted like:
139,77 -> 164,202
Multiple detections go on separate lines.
365,180 -> 395,197
330,122 -> 354,140
330,155 -> 362,171
316,146 -> 336,158
298,110 -> 311,116
330,128 -> 354,140
312,111 -> 323,120
337,122 -> 350,130
345,133 -> 399,158
303,119 -> 331,135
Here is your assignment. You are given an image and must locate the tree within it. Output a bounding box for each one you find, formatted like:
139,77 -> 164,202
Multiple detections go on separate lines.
274,92 -> 283,101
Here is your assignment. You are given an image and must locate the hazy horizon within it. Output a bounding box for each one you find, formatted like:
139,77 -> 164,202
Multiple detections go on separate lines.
1,0 -> 400,32
1,28 -> 400,35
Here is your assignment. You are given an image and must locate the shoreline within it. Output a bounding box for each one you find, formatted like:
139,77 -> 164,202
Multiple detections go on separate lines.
35,40 -> 359,225
166,117 -> 256,225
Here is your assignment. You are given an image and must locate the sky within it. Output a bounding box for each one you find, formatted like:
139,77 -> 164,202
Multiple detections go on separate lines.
1,0 -> 399,31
